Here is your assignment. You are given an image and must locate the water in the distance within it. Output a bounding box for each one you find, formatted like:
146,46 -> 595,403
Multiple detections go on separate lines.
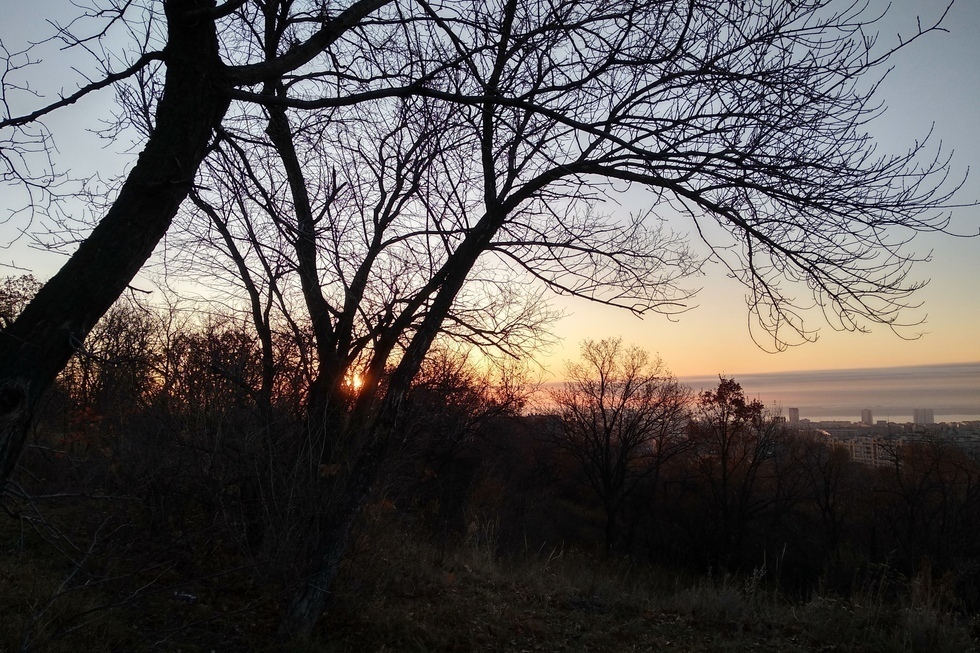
681,362 -> 980,423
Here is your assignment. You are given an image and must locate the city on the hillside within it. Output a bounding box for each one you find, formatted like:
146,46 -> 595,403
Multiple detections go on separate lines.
789,407 -> 980,466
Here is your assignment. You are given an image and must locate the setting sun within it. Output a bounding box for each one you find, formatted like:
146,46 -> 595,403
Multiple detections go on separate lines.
2,0 -> 978,644
346,372 -> 365,393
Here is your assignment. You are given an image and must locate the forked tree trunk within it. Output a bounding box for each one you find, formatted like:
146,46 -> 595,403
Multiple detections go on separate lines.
280,206 -> 507,636
0,0 -> 229,483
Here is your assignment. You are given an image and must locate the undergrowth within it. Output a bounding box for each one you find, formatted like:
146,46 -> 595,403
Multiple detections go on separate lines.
2,499 -> 977,652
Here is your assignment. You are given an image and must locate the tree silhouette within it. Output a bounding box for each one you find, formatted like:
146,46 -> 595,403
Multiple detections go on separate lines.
0,0 -> 968,634
687,377 -> 784,568
549,338 -> 690,553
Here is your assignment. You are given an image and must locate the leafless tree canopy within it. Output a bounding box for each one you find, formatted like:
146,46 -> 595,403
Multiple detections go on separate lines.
0,0 -> 969,635
549,338 -> 691,552
2,1 -> 963,356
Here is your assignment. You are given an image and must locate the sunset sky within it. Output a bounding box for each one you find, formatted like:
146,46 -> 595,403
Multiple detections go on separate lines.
541,0 -> 980,377
1,0 -> 978,380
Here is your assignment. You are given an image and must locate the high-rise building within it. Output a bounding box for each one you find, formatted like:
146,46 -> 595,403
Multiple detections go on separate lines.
861,409 -> 872,425
788,407 -> 800,424
913,408 -> 935,425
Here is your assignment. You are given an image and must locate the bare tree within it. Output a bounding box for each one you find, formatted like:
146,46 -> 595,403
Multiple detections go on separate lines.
548,338 -> 690,553
792,431 -> 860,560
0,0 -> 397,482
393,346 -> 535,541
0,0 -> 970,635
687,377 -> 785,569
871,437 -> 980,573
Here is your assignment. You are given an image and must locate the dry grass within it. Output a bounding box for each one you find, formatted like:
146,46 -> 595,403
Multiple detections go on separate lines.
2,499 -> 977,652
303,519 -> 977,653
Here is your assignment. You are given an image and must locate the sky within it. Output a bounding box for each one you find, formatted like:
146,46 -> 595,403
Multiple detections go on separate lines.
541,0 -> 980,378
1,0 -> 978,381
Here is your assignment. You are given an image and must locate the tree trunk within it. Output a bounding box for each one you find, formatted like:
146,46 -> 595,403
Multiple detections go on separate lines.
604,502 -> 618,555
280,202 -> 508,635
0,0 -> 229,483
280,426 -> 389,637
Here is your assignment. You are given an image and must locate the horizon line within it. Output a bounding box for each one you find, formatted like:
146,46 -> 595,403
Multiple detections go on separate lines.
677,360 -> 980,381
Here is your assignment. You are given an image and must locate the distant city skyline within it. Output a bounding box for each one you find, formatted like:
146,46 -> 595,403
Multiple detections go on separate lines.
680,362 -> 980,423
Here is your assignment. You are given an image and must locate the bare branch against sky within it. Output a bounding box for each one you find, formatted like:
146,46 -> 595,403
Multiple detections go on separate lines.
0,0 -> 977,635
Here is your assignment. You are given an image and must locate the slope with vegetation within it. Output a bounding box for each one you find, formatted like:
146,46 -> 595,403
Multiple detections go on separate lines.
1,287 -> 978,650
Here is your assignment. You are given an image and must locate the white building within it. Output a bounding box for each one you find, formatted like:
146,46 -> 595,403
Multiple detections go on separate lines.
913,408 -> 935,425
861,409 -> 873,425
